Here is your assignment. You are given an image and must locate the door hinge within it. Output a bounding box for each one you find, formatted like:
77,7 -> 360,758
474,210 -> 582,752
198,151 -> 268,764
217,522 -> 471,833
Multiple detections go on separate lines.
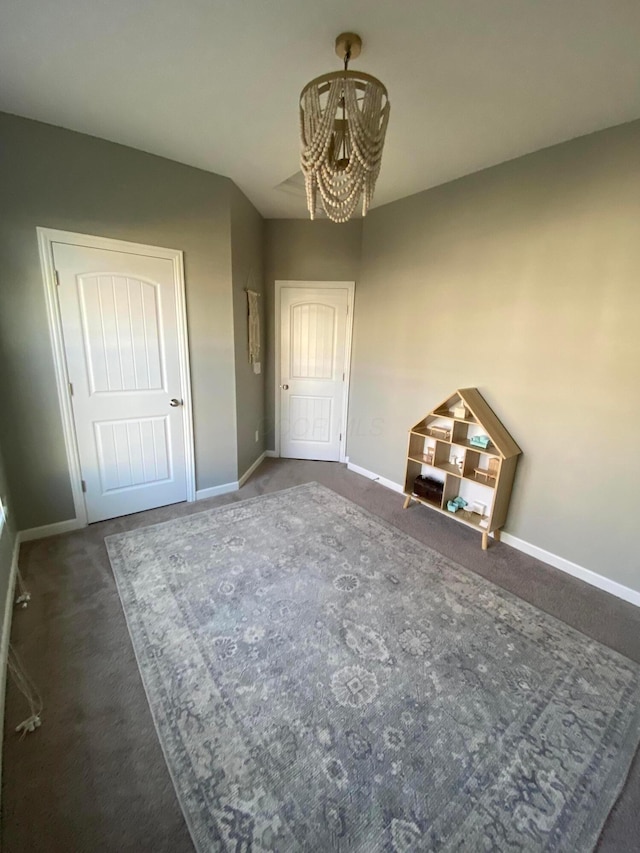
81,480 -> 87,493
69,382 -> 74,396
339,433 -> 342,441
54,269 -> 60,286
342,372 -> 345,381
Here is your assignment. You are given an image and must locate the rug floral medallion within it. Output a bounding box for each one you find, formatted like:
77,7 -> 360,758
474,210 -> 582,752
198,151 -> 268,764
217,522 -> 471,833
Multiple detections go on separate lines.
106,483 -> 640,852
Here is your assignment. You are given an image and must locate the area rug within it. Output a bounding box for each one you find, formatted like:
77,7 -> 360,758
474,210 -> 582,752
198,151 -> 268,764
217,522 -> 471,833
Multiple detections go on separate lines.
105,482 -> 640,852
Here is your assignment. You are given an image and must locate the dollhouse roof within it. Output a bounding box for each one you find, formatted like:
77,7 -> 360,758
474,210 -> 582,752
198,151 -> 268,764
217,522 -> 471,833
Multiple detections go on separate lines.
415,387 -> 522,460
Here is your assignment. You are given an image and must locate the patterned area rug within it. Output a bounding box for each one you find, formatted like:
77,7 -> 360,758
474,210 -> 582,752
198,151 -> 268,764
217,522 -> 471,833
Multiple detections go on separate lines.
106,483 -> 640,852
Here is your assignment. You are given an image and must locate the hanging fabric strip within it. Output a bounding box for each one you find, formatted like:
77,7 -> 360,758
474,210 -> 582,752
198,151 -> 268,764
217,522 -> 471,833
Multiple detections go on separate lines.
246,290 -> 261,364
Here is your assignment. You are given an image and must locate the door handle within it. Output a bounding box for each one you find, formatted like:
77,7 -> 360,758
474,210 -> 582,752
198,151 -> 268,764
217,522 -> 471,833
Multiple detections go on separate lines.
280,384 -> 289,390
169,398 -> 183,407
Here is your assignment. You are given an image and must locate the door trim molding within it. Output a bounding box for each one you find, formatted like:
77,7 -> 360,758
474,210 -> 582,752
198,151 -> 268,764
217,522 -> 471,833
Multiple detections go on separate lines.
274,280 -> 355,462
36,228 -> 196,528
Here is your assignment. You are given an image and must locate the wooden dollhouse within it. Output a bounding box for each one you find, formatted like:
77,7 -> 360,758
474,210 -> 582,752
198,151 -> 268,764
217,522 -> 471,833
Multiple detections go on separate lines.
403,388 -> 522,549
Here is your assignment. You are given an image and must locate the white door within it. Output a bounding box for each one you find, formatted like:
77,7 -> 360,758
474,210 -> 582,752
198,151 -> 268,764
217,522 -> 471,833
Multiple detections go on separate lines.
53,242 -> 191,523
279,285 -> 351,461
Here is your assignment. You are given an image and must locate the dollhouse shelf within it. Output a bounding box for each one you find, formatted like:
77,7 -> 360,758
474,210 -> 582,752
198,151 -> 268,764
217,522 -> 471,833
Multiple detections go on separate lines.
402,388 -> 521,550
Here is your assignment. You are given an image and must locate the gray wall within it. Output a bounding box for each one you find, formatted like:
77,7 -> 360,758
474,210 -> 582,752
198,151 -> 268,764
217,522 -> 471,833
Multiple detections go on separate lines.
230,184 -> 266,477
3,110 -> 638,594
263,219 -> 363,449
0,112 -> 241,529
349,120 -> 640,592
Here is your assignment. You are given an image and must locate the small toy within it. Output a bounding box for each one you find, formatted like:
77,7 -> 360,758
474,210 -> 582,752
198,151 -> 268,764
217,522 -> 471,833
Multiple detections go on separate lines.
470,434 -> 490,449
450,454 -> 464,472
474,457 -> 499,483
447,496 -> 468,513
471,500 -> 486,517
428,425 -> 451,440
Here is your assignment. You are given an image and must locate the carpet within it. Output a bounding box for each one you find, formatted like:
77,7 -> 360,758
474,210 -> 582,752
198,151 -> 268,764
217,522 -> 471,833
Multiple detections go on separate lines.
105,482 -> 640,852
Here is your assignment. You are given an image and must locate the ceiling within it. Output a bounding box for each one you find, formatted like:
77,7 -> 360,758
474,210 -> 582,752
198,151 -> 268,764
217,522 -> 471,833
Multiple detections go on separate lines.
3,0 -> 640,218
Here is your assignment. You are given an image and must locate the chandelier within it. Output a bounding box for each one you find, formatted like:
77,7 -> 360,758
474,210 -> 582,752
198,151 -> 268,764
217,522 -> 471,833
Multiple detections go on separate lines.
299,32 -> 390,223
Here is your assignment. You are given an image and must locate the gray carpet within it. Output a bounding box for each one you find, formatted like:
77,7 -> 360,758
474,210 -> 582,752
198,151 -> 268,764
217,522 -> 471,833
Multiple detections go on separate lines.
105,481 -> 640,851
3,459 -> 640,852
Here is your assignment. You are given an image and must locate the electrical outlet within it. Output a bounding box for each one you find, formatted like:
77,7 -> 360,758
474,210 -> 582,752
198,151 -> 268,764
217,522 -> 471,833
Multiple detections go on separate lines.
255,430 -> 259,443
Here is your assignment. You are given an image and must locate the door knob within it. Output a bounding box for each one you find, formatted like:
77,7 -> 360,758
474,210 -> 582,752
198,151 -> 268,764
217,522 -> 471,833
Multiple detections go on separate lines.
280,384 -> 289,390
169,398 -> 183,407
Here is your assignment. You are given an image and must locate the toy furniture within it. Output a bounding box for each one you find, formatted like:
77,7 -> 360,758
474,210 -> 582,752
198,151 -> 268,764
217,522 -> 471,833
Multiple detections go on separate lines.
474,457 -> 500,483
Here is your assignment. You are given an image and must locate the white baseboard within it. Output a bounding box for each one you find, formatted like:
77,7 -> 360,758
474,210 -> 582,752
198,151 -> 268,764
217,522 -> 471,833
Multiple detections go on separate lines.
195,481 -> 240,501
19,517 -> 85,543
499,532 -> 640,608
347,461 -> 405,495
18,457 -> 264,536
264,450 -> 279,458
0,535 -> 20,792
346,461 -> 640,608
238,452 -> 266,488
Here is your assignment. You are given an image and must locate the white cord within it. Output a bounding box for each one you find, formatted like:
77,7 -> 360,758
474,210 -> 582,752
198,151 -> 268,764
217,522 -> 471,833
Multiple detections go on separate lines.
9,568 -> 43,734
8,644 -> 43,737
14,567 -> 31,608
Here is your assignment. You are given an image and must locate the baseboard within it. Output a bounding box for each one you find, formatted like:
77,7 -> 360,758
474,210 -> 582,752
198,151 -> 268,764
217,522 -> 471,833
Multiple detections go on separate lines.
346,461 -> 640,608
346,461 -> 405,495
18,517 -> 85,543
499,532 -> 640,608
264,450 -> 279,458
195,481 -> 240,501
238,452 -> 266,488
0,535 -> 20,795
18,461 -> 264,534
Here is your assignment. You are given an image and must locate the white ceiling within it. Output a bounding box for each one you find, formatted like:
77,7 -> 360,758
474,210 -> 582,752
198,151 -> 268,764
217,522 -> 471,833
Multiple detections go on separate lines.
3,0 -> 640,218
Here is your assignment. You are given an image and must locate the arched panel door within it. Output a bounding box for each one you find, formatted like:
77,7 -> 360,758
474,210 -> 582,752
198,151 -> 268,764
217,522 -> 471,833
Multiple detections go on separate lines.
279,286 -> 350,461
53,241 -> 190,522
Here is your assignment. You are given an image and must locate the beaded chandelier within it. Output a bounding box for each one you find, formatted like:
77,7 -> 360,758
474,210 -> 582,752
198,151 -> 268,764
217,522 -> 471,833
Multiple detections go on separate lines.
300,33 -> 390,223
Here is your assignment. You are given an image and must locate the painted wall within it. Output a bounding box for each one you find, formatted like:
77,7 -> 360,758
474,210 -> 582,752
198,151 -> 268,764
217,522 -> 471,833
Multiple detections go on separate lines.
3,109 -> 638,594
0,112 -> 240,529
263,219 -> 362,449
349,120 -> 640,592
230,184 -> 266,477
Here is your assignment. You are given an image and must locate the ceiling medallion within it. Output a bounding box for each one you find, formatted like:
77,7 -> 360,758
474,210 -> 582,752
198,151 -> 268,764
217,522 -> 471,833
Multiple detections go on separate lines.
299,32 -> 390,223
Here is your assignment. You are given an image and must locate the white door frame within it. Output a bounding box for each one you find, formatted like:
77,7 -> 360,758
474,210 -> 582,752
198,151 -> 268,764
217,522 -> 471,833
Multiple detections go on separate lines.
37,227 -> 196,528
274,280 -> 355,462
